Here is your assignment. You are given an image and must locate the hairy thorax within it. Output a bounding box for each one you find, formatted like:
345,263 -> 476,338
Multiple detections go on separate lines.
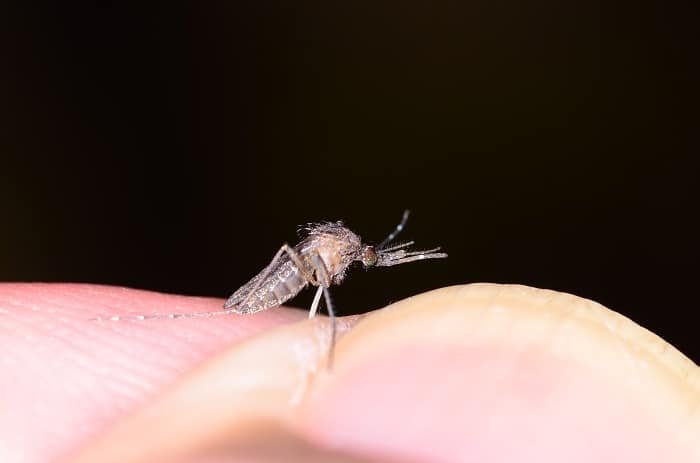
300,227 -> 362,285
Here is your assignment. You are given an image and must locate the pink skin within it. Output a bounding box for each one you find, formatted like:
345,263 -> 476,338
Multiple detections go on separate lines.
0,283 -> 305,463
301,345 -> 679,463
0,283 -> 694,462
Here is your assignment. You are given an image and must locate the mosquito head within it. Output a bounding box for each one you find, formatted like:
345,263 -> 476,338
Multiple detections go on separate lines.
360,245 -> 379,268
362,210 -> 448,268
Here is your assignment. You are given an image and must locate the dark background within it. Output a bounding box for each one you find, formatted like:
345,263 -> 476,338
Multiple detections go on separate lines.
2,2 -> 698,361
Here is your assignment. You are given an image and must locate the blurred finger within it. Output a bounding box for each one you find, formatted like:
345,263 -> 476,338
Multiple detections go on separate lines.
300,284 -> 700,462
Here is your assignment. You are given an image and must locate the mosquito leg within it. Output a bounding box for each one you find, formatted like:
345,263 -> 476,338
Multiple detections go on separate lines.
378,240 -> 415,253
90,308 -> 237,322
308,251 -> 336,369
280,244 -> 317,285
309,285 -> 323,319
378,209 -> 410,249
322,286 -> 336,370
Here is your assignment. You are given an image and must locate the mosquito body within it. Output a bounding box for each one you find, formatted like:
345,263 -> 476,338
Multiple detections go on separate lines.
224,210 -> 446,318
222,223 -> 363,316
93,210 -> 447,367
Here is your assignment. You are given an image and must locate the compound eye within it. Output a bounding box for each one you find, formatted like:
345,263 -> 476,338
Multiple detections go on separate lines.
362,246 -> 378,267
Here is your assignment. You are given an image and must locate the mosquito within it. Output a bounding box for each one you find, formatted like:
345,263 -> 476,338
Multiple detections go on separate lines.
93,210 -> 447,367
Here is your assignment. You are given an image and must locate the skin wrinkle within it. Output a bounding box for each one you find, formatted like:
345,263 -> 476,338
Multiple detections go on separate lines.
81,327 -> 171,388
0,283 -> 311,463
9,311 -> 146,421
74,316 -> 175,391
585,288 -> 691,390
595,299 -> 648,380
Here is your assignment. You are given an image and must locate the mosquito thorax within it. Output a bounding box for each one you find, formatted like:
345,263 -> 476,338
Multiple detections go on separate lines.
361,245 -> 378,267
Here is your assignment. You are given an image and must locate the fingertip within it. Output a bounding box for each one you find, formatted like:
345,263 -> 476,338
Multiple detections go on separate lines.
298,284 -> 700,463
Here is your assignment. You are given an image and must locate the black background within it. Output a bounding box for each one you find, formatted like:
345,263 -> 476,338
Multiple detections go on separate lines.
2,2 -> 698,361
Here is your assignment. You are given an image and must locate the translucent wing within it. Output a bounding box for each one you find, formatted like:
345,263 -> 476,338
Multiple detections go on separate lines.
224,249 -> 310,314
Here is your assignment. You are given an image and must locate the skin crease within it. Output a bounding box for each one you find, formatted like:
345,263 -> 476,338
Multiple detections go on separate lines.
0,284 -> 697,463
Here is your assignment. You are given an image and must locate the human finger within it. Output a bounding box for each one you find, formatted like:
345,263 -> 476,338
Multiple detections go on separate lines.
0,283 -> 306,463
69,284 -> 700,462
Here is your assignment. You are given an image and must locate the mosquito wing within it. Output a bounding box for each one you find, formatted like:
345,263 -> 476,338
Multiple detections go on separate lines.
224,252 -> 310,314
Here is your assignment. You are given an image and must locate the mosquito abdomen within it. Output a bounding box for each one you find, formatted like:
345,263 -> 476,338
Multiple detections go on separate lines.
225,260 -> 309,314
